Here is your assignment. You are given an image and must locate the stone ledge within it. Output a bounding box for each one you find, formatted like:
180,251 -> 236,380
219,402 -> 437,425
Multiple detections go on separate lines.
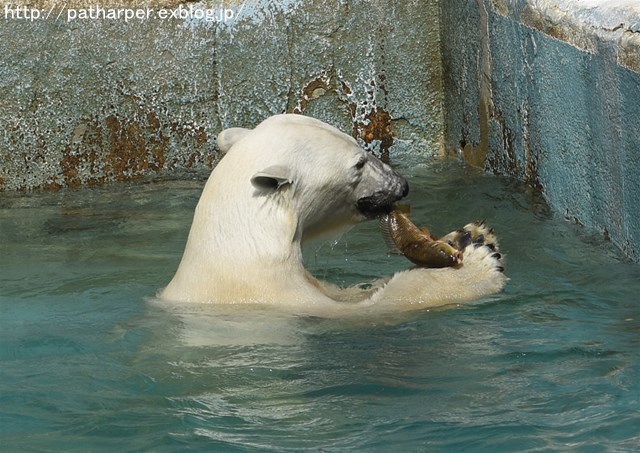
496,0 -> 640,72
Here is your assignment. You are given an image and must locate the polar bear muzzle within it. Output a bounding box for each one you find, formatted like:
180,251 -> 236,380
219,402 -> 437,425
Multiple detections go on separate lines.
356,156 -> 409,218
357,188 -> 406,218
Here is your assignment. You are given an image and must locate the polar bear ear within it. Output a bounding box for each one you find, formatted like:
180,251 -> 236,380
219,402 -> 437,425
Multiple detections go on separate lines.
251,165 -> 292,191
217,127 -> 251,153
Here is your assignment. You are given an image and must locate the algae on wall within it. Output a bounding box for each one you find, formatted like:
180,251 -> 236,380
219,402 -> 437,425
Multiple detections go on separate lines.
0,0 -> 444,191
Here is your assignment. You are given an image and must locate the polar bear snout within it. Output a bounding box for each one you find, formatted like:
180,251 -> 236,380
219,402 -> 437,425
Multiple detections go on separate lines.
357,188 -> 405,218
399,176 -> 410,198
356,164 -> 409,218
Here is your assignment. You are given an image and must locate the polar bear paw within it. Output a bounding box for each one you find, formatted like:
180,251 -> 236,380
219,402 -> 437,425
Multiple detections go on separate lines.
368,220 -> 507,309
441,220 -> 504,273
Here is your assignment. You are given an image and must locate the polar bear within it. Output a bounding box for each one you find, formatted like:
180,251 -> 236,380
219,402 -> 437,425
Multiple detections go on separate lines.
160,114 -> 506,313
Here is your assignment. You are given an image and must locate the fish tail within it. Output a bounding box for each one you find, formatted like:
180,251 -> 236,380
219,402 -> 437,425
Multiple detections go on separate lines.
379,215 -> 403,255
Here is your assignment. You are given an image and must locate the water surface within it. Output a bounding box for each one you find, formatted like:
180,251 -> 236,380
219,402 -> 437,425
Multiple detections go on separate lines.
1,161 -> 638,451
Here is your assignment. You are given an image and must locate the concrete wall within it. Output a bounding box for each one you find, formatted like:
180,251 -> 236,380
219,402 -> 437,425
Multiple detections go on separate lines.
442,0 -> 640,261
3,0 -> 639,262
0,0 -> 444,190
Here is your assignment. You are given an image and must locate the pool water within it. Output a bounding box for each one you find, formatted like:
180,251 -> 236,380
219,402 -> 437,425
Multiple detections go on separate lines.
1,161 -> 638,451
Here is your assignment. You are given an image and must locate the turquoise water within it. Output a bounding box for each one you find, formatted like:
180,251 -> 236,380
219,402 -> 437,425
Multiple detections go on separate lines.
1,161 -> 638,452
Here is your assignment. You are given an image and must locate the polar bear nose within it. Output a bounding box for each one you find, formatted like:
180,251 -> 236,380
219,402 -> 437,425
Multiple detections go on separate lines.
356,173 -> 409,218
387,167 -> 409,200
401,178 -> 410,198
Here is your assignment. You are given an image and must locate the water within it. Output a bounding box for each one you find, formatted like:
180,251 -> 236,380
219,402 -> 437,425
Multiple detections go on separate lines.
1,161 -> 638,452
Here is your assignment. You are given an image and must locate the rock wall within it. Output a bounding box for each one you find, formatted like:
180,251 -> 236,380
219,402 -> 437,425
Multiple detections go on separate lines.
0,0 -> 444,190
442,0 -> 640,261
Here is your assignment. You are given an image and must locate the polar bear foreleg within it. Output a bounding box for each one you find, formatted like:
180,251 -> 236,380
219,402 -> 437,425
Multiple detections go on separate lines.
366,220 -> 507,310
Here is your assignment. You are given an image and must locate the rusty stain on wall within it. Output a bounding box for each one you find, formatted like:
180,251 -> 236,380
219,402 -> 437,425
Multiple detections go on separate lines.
357,108 -> 393,162
53,112 -> 213,190
292,70 -> 396,162
294,75 -> 332,114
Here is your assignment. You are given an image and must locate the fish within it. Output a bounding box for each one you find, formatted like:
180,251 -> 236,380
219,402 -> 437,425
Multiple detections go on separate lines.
379,205 -> 464,268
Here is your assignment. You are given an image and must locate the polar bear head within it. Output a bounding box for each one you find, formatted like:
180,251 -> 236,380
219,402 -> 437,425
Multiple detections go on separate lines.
216,114 -> 408,242
161,114 -> 408,304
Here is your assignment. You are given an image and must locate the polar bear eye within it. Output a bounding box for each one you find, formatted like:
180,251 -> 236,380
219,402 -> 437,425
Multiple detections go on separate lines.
354,156 -> 367,170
